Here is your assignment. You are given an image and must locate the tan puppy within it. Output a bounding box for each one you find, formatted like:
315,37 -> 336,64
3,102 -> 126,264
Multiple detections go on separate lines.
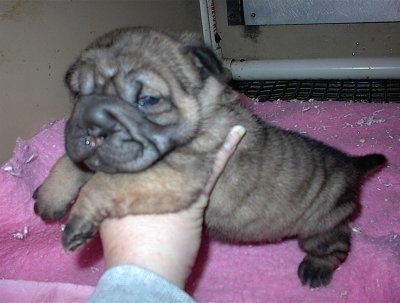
33,27 -> 386,288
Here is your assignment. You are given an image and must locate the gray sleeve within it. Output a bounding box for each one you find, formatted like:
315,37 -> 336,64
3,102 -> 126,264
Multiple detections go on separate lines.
87,265 -> 196,303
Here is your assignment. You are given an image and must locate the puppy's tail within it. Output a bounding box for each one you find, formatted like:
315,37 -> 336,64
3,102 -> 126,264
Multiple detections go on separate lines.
353,153 -> 387,176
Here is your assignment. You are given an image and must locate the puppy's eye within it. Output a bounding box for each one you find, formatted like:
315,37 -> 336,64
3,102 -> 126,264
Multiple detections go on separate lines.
137,96 -> 160,107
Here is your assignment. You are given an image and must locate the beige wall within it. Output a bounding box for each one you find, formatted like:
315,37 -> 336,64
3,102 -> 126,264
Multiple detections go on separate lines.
0,0 -> 201,164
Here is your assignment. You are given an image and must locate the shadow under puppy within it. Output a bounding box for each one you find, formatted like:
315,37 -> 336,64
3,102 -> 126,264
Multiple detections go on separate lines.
33,27 -> 386,288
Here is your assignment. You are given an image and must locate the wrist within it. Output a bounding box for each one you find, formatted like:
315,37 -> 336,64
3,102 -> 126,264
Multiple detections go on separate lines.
100,209 -> 203,288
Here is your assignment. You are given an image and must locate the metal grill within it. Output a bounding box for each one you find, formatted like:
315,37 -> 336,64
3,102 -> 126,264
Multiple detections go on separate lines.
230,80 -> 400,102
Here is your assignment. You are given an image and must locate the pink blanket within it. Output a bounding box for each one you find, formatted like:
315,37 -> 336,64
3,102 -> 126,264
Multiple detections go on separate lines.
1,97 -> 399,302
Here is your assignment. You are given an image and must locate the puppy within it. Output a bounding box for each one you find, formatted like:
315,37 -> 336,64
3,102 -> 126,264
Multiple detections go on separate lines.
34,27 -> 386,287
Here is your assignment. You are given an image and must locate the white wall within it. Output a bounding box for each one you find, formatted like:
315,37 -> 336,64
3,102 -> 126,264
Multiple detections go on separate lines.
0,0 -> 201,163
214,1 -> 400,60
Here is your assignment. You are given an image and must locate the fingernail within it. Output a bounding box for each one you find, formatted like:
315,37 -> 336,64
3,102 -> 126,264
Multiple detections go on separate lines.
224,125 -> 246,151
231,125 -> 246,137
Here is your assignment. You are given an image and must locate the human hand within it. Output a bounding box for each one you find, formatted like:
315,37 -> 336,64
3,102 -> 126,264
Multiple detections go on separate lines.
99,125 -> 246,288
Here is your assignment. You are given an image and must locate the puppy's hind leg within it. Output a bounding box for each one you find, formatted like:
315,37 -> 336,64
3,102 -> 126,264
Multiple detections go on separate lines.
297,223 -> 351,288
33,155 -> 93,221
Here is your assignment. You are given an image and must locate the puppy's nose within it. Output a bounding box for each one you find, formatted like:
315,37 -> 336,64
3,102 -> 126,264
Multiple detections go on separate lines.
83,105 -> 116,139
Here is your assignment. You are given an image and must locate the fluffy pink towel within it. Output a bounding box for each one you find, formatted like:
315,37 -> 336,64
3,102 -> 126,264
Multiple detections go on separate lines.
1,97 -> 399,302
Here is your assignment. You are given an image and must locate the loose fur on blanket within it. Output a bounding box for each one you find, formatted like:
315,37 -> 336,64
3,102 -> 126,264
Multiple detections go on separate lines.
1,98 -> 399,302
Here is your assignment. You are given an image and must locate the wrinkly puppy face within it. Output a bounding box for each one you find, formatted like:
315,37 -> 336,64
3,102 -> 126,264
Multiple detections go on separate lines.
64,28 -> 222,173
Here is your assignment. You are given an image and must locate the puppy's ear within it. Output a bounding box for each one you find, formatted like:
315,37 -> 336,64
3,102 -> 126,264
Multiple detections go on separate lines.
180,33 -> 224,80
64,64 -> 78,96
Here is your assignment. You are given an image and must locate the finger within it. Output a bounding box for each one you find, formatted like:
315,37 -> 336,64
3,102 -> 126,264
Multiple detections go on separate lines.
203,125 -> 246,196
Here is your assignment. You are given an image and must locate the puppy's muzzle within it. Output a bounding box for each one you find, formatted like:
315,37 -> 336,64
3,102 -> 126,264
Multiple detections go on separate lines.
65,95 -> 170,173
82,101 -> 118,148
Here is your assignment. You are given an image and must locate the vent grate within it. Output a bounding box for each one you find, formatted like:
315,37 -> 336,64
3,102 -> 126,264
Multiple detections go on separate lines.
230,80 -> 400,102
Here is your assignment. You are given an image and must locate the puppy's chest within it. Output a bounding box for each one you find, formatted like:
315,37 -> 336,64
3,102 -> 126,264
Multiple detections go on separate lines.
163,147 -> 214,181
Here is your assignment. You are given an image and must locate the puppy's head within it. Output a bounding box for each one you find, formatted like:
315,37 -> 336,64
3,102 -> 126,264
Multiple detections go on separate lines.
64,27 -> 224,173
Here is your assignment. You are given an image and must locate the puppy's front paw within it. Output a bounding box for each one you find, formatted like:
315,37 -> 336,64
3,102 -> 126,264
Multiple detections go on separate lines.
33,186 -> 71,221
62,216 -> 98,251
32,155 -> 90,222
